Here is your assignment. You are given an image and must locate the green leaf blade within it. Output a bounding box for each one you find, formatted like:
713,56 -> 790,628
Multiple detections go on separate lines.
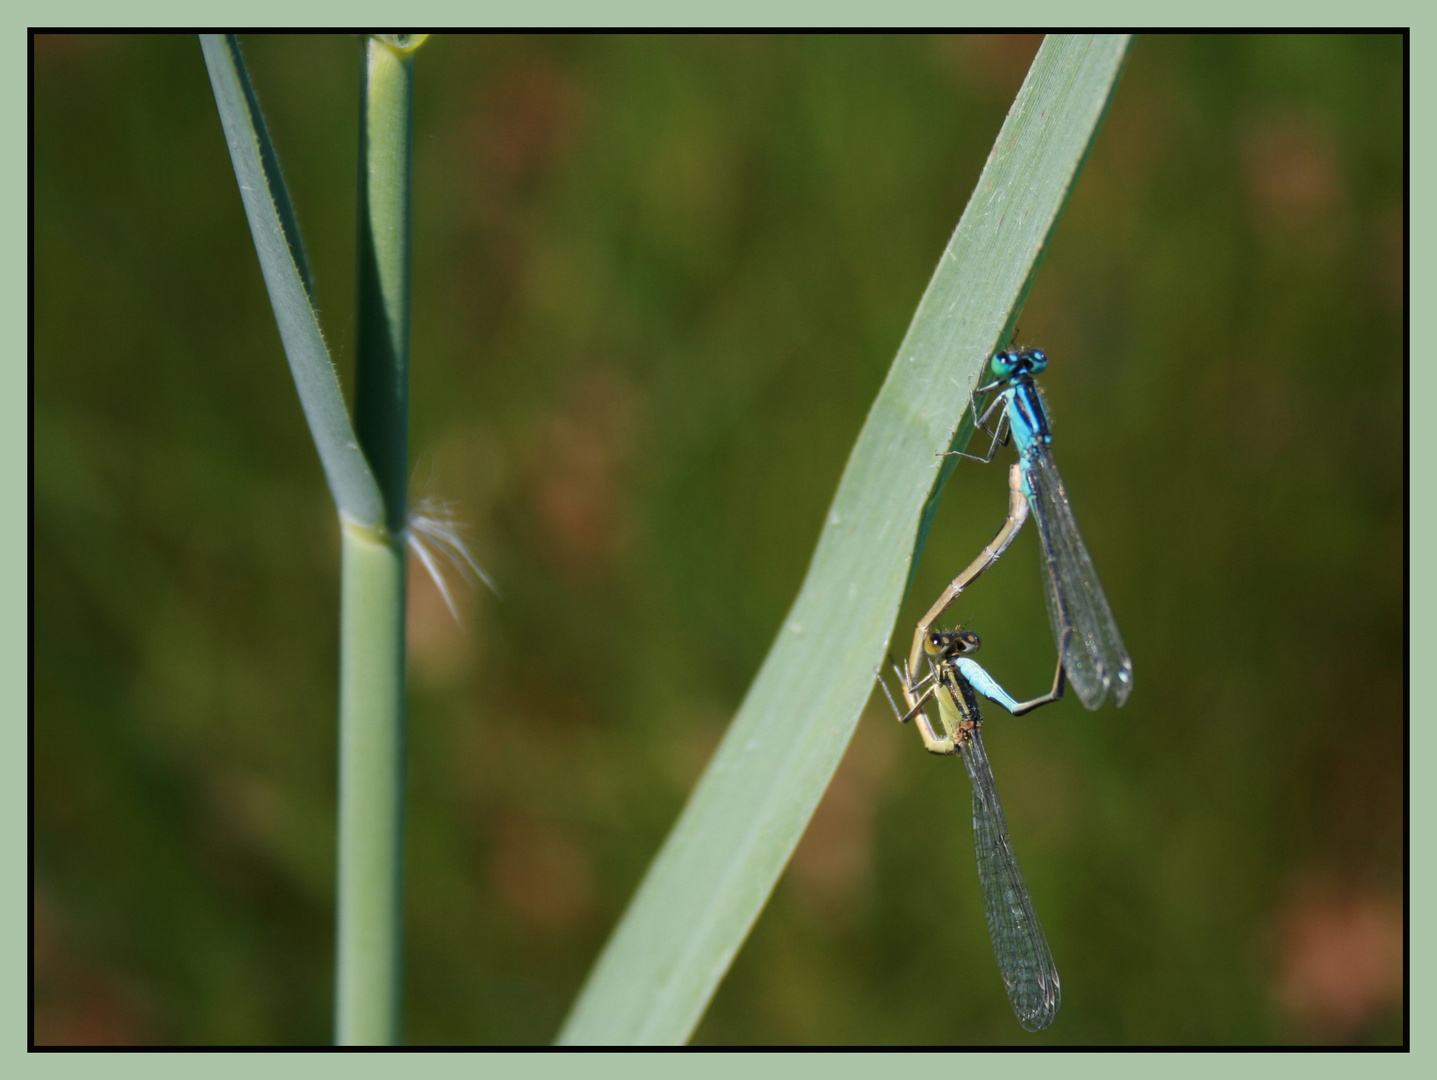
200,34 -> 384,529
558,34 -> 1133,1046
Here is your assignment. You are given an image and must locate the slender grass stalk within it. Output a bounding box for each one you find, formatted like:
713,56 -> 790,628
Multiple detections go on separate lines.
558,34 -> 1133,1046
355,35 -> 423,536
335,34 -> 426,1046
335,518 -> 407,1044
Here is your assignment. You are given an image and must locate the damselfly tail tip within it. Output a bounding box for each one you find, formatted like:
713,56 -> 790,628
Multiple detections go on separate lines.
1113,664 -> 1134,707
1013,977 -> 1061,1032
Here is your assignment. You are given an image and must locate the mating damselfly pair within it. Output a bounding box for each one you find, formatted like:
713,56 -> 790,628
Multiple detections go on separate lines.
878,346 -> 1131,1033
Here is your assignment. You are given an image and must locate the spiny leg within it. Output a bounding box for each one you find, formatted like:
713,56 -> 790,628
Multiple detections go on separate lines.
877,658 -> 934,723
1008,629 -> 1071,715
874,662 -> 957,755
948,391 -> 1010,463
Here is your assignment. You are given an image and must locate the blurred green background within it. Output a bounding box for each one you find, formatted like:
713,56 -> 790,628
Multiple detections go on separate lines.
33,34 -> 1403,1046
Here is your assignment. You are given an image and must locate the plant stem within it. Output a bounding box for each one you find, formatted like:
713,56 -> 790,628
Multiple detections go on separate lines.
335,520 -> 407,1045
335,36 -> 417,1046
355,38 -> 414,534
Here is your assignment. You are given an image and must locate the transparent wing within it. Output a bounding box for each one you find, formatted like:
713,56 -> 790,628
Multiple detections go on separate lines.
960,726 -> 1061,1032
1023,442 -> 1133,709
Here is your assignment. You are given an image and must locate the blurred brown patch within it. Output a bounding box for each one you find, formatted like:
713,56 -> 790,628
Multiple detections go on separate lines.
1271,881 -> 1402,1042
531,369 -> 644,581
407,543 -> 475,689
787,709 -> 899,926
490,813 -> 594,934
465,54 -> 585,191
935,35 -> 1043,101
209,767 -> 282,852
32,885 -> 155,1046
1240,111 -> 1346,240
1371,203 -> 1404,313
32,34 -> 112,63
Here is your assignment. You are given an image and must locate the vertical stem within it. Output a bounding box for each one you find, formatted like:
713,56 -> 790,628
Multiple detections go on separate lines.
335,520 -> 407,1045
336,36 -> 419,1046
355,38 -> 413,533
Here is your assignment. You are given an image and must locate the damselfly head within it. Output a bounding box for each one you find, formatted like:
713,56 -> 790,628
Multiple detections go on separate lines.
925,628 -> 981,660
991,348 -> 1048,378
